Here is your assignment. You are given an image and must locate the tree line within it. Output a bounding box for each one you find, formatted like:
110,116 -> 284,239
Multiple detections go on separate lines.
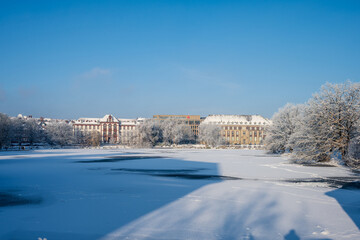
132,119 -> 224,147
0,115 -> 225,149
0,115 -> 101,149
265,81 -> 360,168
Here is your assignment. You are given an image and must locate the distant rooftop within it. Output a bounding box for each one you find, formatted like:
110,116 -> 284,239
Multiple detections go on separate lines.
202,114 -> 271,125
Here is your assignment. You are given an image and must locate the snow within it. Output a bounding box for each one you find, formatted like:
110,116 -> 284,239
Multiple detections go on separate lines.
202,115 -> 271,125
0,149 -> 359,239
100,114 -> 119,123
74,114 -> 120,124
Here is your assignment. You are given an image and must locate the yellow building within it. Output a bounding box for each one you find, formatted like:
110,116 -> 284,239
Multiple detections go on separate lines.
201,115 -> 271,147
153,115 -> 202,136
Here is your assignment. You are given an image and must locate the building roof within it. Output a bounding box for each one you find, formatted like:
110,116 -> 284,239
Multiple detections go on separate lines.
202,115 -> 271,125
74,114 -> 119,124
100,114 -> 119,123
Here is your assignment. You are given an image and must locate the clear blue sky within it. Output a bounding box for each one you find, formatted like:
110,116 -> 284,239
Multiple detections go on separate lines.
0,0 -> 359,119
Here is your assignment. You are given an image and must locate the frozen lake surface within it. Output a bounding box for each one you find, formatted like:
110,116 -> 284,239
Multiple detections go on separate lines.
0,149 -> 359,239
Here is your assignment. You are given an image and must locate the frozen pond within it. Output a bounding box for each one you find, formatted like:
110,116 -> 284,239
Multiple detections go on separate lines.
0,149 -> 359,239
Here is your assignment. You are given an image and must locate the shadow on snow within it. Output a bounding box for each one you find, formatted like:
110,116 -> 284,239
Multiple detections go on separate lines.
0,153 -> 222,240
326,181 -> 360,230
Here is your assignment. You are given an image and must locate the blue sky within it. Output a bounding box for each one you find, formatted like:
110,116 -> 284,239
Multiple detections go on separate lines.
0,0 -> 359,119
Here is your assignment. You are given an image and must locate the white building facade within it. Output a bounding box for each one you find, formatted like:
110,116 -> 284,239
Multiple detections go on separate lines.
119,118 -> 145,145
73,114 -> 120,143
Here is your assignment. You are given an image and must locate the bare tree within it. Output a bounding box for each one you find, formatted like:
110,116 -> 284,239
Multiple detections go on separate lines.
74,131 -> 99,147
88,131 -> 101,146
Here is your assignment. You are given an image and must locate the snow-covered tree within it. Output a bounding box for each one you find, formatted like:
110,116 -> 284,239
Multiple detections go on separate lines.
346,121 -> 360,168
172,123 -> 195,144
11,117 -> 26,148
161,119 -> 179,145
46,122 -> 75,147
199,124 -> 225,147
160,119 -> 195,145
23,119 -> 43,146
291,81 -> 360,163
0,113 -> 12,149
137,119 -> 162,147
265,103 -> 303,153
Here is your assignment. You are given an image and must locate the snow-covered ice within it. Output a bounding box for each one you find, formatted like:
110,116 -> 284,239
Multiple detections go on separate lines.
0,149 -> 359,239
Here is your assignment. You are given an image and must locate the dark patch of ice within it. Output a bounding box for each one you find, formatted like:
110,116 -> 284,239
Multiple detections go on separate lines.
152,173 -> 242,180
75,156 -> 166,163
0,192 -> 42,207
300,163 -> 336,167
111,168 -> 205,173
340,181 -> 360,190
111,168 -> 242,180
283,177 -> 360,188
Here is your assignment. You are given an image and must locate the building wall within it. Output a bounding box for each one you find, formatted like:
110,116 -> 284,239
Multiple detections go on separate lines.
220,125 -> 266,145
201,115 -> 271,146
73,115 -> 120,143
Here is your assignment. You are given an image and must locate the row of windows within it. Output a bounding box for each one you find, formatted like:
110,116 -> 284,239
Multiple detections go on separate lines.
121,126 -> 136,130
188,121 -> 201,125
226,137 -> 262,142
223,126 -> 264,131
221,122 -> 267,125
75,125 -> 100,130
223,130 -> 263,135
